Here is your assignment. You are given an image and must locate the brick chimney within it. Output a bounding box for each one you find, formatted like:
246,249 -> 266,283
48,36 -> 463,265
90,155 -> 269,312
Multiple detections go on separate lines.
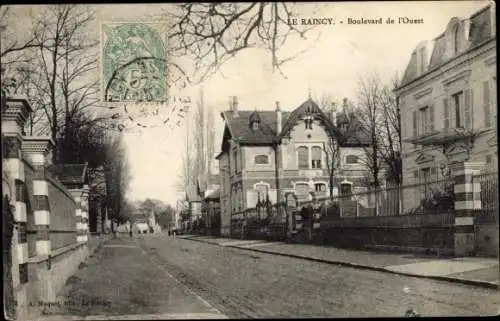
232,96 -> 238,117
275,101 -> 282,136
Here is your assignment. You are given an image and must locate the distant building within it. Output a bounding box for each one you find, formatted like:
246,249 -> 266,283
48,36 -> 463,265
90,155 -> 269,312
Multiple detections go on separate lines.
216,96 -> 372,236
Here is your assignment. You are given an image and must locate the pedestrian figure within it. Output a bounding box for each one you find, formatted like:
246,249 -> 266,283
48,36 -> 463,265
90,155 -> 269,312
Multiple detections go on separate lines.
127,220 -> 132,237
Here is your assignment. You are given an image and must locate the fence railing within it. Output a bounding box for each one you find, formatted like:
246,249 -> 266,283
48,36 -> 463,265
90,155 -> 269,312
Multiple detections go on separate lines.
292,178 -> 455,218
472,170 -> 498,223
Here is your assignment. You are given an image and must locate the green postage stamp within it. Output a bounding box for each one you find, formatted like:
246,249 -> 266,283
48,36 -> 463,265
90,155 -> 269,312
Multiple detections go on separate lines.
101,22 -> 168,103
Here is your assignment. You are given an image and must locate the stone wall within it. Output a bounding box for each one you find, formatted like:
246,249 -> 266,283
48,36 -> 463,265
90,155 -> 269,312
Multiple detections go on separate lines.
320,212 -> 455,255
2,98 -> 91,319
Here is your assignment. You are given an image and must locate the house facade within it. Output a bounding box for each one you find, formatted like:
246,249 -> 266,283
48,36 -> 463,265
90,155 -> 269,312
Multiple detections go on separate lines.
216,97 -> 371,236
395,4 -> 497,211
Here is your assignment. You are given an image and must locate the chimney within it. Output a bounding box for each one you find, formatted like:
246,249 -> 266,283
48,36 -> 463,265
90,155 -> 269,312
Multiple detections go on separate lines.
331,102 -> 337,126
275,101 -> 282,135
232,96 -> 238,117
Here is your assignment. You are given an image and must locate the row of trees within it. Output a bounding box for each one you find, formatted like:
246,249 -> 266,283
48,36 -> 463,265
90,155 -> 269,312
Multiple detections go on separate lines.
178,88 -> 217,195
1,5 -> 131,222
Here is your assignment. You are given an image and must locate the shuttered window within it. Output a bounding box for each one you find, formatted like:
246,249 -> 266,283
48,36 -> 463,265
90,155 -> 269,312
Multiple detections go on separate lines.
443,98 -> 449,128
412,110 -> 418,136
483,80 -> 491,127
464,88 -> 472,130
297,146 -> 308,169
429,104 -> 435,131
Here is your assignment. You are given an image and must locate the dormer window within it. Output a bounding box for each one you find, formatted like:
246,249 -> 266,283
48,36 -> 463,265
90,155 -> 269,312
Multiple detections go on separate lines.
249,111 -> 261,131
453,25 -> 460,54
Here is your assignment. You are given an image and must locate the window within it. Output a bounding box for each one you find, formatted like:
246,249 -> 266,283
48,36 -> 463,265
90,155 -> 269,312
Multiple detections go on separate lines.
419,48 -> 425,74
453,25 -> 460,54
304,118 -> 313,130
452,91 -> 463,128
486,155 -> 492,165
419,167 -> 431,195
233,149 -> 238,173
255,184 -> 268,203
295,183 -> 310,200
311,146 -> 322,169
419,106 -> 429,134
314,183 -> 326,193
346,155 -> 358,164
340,183 -> 352,197
254,155 -> 269,164
483,80 -> 491,127
420,167 -> 430,182
239,189 -> 243,212
297,146 -> 308,169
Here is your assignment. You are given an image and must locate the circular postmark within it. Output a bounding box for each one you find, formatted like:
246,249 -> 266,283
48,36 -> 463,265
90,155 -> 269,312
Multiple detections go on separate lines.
103,59 -> 192,131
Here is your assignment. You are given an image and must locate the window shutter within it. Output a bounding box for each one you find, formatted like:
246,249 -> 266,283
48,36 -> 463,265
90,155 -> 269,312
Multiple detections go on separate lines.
443,98 -> 449,128
464,88 -> 472,130
483,80 -> 491,127
412,110 -> 418,137
429,104 -> 435,131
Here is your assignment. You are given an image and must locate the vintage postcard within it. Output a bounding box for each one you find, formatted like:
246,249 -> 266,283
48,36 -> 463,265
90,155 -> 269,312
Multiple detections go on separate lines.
1,1 -> 498,320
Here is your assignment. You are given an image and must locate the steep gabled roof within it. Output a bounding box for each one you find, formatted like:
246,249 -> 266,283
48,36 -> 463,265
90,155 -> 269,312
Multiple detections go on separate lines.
279,98 -> 344,140
218,98 -> 371,149
220,110 -> 291,145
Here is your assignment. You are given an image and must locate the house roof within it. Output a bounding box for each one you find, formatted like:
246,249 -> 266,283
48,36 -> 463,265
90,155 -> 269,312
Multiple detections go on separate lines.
400,4 -> 494,87
46,163 -> 88,185
221,110 -> 291,145
219,98 -> 371,149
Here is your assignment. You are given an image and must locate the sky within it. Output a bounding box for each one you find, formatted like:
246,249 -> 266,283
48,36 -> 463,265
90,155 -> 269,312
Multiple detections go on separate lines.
5,1 -> 492,206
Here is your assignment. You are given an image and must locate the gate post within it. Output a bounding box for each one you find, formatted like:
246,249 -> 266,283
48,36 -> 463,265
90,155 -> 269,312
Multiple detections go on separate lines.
2,98 -> 32,316
450,161 -> 485,257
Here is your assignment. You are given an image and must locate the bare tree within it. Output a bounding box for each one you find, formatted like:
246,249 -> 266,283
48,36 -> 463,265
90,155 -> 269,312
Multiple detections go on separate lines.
7,5 -> 98,161
319,94 -> 342,198
167,3 -> 320,83
378,74 -> 402,186
355,74 -> 385,189
0,6 -> 38,60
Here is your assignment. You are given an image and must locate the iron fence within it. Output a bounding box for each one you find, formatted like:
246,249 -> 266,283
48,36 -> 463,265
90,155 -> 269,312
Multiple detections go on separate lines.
472,169 -> 498,223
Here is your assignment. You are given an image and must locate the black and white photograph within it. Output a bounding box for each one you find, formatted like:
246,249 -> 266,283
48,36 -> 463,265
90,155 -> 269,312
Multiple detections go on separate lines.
1,1 -> 498,319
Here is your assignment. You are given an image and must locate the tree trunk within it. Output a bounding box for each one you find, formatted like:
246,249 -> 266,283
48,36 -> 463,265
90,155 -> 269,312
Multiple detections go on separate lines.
329,173 -> 334,198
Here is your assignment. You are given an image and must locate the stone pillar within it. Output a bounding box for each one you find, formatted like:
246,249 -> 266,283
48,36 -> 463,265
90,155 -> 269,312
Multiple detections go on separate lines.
69,189 -> 85,243
2,99 -> 32,310
22,136 -> 56,303
451,161 -> 485,256
80,185 -> 90,242
22,137 -> 54,257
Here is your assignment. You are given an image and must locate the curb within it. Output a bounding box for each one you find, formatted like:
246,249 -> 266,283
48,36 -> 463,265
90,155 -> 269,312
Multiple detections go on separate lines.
185,237 -> 499,290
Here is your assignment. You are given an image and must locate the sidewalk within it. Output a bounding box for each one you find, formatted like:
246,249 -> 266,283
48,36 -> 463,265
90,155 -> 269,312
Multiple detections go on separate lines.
38,236 -> 226,320
179,235 -> 499,289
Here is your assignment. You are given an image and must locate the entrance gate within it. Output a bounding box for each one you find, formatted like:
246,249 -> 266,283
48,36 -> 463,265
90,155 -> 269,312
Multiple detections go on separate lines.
472,168 -> 499,257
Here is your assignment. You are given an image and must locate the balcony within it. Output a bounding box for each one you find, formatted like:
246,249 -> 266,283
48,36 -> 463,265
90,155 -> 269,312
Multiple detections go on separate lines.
405,127 -> 489,147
